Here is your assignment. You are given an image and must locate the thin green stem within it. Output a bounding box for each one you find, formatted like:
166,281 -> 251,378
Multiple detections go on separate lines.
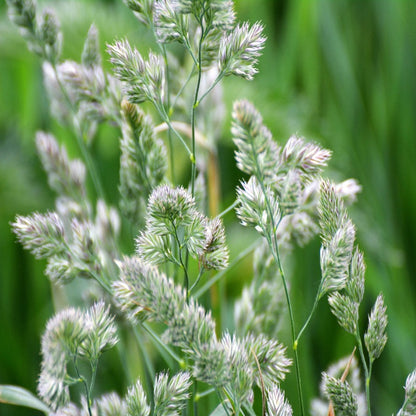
160,44 -> 176,184
132,326 -> 155,398
295,281 -> 323,344
268,235 -> 304,416
195,387 -> 215,401
355,330 -> 371,416
183,36 -> 198,65
158,105 -> 192,156
367,361 -> 373,413
171,222 -> 190,298
73,355 -> 92,416
141,322 -> 183,365
89,359 -> 98,396
190,267 -> 205,293
190,21 -> 205,197
193,379 -> 198,416
216,200 -> 238,219
170,64 -> 197,112
198,72 -> 224,104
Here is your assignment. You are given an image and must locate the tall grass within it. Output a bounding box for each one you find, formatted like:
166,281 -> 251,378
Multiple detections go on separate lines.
1,0 -> 416,414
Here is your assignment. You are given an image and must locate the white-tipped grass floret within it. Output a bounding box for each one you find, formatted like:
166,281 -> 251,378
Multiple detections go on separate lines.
153,371 -> 192,416
397,369 -> 416,415
236,177 -> 280,236
154,0 -> 189,44
219,22 -> 266,80
96,392 -> 127,416
36,132 -> 86,200
364,294 -> 388,362
328,292 -> 359,335
322,373 -> 358,416
82,24 -> 101,68
199,217 -> 229,270
38,302 -> 118,410
282,136 -> 332,176
12,212 -> 66,259
245,333 -> 292,389
80,300 -> 119,360
266,385 -> 293,416
108,40 -> 165,105
126,378 -> 150,416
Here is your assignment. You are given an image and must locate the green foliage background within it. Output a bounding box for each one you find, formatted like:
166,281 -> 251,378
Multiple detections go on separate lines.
1,0 -> 416,414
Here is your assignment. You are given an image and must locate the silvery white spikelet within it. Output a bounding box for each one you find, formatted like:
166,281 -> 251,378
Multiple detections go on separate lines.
137,185 -> 229,270
7,0 -> 62,63
199,217 -> 229,270
36,132 -> 87,202
311,355 -> 366,416
191,339 -> 230,387
153,371 -> 192,416
219,22 -> 266,80
236,176 -> 280,236
38,302 -> 118,410
82,24 -> 101,68
108,40 -> 165,105
364,294 -> 388,362
266,385 -> 293,416
126,378 -> 150,416
397,368 -> 416,415
38,307 -> 87,409
335,179 -> 362,205
245,333 -> 292,389
328,292 -> 359,334
346,248 -> 365,305
232,99 -> 279,182
282,135 -> 332,175
119,101 -> 167,225
49,402 -> 81,416
322,373 -> 358,416
220,333 -> 254,406
80,300 -> 119,360
319,179 -> 356,297
113,257 -> 217,347
176,0 -> 235,29
124,0 -> 154,26
37,8 -> 62,63
146,184 -> 196,232
12,212 -> 66,259
95,392 -> 127,416
154,0 -> 189,44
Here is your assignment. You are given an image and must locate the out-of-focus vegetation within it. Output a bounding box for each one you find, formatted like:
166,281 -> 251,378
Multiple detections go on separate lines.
1,0 -> 416,414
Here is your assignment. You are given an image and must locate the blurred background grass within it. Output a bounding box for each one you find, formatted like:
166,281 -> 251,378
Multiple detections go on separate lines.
1,0 -> 416,414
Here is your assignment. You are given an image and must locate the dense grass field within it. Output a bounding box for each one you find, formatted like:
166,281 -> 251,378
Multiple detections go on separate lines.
1,0 -> 416,414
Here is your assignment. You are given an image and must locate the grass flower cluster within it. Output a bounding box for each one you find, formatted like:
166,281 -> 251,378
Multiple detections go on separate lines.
2,0 -> 415,415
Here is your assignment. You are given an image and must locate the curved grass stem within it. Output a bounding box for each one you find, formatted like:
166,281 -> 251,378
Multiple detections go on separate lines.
355,331 -> 372,416
295,281 -> 323,345
190,24 -> 205,197
73,355 -> 92,416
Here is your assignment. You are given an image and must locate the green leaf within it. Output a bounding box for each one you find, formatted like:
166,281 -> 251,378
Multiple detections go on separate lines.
0,385 -> 50,414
